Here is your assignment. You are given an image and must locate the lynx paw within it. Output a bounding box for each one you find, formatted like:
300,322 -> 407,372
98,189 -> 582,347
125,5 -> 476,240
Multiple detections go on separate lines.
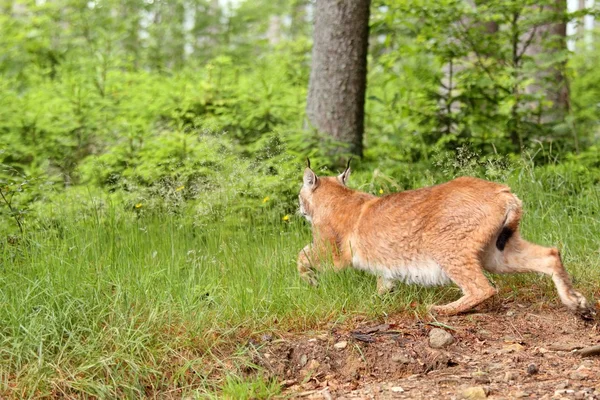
428,304 -> 460,316
299,271 -> 318,286
567,291 -> 596,321
376,277 -> 396,296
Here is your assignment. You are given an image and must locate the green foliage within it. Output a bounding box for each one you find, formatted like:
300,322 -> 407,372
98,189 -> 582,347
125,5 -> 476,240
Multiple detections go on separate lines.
368,0 -> 598,159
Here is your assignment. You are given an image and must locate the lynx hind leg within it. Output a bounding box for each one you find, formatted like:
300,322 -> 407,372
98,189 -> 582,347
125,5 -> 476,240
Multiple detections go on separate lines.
485,234 -> 595,319
377,276 -> 396,295
430,255 -> 497,316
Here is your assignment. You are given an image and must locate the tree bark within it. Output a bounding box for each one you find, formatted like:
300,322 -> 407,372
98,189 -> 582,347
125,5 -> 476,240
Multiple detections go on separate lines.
306,0 -> 371,157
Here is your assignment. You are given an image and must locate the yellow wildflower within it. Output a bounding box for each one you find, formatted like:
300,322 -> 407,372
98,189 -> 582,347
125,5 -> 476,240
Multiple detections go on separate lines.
135,203 -> 143,209
379,189 -> 384,195
175,185 -> 185,192
262,196 -> 270,203
282,215 -> 290,221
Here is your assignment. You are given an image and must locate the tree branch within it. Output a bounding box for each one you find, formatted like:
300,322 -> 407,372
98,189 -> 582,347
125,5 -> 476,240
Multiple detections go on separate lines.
0,188 -> 24,236
455,19 -> 511,95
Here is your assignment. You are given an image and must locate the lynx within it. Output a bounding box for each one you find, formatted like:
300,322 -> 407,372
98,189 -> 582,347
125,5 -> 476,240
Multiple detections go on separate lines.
297,160 -> 594,318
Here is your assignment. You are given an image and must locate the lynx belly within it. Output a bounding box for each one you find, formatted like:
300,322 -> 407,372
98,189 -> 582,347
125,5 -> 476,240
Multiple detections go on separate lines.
352,254 -> 451,286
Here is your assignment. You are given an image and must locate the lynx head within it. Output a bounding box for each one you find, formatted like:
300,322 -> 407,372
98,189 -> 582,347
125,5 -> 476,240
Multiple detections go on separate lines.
298,158 -> 352,223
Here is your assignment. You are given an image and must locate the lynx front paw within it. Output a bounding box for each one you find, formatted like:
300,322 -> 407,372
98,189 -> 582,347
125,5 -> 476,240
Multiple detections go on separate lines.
566,291 -> 596,321
299,270 -> 318,286
376,277 -> 396,296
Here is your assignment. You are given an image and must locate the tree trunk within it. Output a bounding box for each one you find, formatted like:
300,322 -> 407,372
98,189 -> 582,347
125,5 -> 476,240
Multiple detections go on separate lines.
121,0 -> 141,70
578,0 -> 586,40
267,15 -> 282,46
526,0 -> 569,123
546,0 -> 569,120
170,1 -> 186,70
306,0 -> 371,157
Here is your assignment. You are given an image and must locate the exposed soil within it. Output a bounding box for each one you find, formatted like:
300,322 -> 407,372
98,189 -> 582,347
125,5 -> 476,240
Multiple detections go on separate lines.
249,302 -> 600,399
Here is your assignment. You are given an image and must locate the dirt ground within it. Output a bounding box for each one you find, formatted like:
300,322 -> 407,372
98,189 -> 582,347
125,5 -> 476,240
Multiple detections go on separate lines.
249,302 -> 600,399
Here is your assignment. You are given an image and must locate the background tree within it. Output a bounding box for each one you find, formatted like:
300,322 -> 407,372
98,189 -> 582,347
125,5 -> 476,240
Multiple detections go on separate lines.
305,0 -> 371,158
525,0 -> 570,124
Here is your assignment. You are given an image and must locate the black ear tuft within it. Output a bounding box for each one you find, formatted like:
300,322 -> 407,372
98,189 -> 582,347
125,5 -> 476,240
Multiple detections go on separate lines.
338,158 -> 352,186
306,157 -> 311,169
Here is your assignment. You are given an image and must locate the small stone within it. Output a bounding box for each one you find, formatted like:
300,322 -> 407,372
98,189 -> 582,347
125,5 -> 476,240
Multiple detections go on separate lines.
334,341 -> 347,350
260,334 -> 273,342
527,363 -> 539,375
390,386 -> 405,393
391,354 -> 411,364
301,359 -> 320,375
514,391 -> 529,398
461,386 -> 488,399
506,310 -> 515,317
429,328 -> 455,349
299,354 -> 308,367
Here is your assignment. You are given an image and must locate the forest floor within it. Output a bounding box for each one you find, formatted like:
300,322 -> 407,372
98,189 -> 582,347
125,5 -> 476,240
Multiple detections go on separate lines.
249,301 -> 600,399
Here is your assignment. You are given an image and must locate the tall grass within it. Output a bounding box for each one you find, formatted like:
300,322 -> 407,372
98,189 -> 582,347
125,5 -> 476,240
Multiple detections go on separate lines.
0,164 -> 599,398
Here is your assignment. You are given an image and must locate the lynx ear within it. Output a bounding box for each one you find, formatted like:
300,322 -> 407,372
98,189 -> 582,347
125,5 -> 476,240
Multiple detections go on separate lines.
303,167 -> 318,189
338,158 -> 352,186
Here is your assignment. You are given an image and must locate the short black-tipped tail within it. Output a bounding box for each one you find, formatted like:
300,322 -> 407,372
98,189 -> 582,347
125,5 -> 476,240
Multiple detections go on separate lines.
495,227 -> 513,251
